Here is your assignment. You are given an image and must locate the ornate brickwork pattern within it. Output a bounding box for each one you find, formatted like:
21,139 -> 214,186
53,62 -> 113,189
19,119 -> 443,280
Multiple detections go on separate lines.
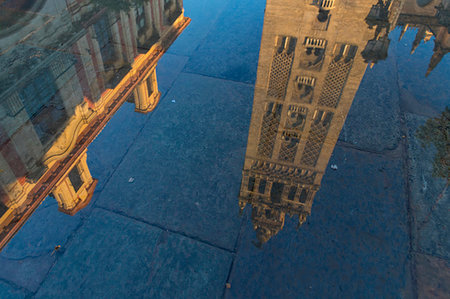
248,159 -> 316,185
257,107 -> 281,158
318,59 -> 353,108
301,122 -> 328,166
279,139 -> 298,162
267,51 -> 294,99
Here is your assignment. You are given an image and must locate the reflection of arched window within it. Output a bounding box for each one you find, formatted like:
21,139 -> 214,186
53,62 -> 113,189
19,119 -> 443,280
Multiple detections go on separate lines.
258,179 -> 267,194
68,165 -> 83,192
299,189 -> 308,203
288,186 -> 297,201
270,182 -> 284,203
248,177 -> 255,191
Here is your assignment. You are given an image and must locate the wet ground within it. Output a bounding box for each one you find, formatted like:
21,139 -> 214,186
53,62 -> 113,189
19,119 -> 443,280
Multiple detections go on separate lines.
0,0 -> 449,298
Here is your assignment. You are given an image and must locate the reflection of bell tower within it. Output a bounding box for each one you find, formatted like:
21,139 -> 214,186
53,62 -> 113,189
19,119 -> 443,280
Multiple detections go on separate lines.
239,0 -> 377,245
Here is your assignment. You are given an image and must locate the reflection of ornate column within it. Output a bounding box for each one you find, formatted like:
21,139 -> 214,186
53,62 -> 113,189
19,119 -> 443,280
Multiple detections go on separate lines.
132,65 -> 161,113
51,150 -> 97,216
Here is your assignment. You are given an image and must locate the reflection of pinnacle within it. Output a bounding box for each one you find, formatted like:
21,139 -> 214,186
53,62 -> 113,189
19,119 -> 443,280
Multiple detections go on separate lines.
398,24 -> 408,41
411,26 -> 427,54
426,42 -> 446,77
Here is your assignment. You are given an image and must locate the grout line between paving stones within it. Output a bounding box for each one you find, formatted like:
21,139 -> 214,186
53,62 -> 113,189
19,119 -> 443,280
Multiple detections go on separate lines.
180,70 -> 256,87
221,210 -> 248,299
0,277 -> 32,297
95,206 -> 235,254
396,55 -> 419,299
336,140 -> 402,158
413,249 -> 450,262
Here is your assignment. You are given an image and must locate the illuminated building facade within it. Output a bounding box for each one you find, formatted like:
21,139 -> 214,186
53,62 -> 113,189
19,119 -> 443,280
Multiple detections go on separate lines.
0,0 -> 189,250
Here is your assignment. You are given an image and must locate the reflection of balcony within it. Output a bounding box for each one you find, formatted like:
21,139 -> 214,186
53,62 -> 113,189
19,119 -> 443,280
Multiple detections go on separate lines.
292,76 -> 315,103
286,105 -> 308,130
319,0 -> 335,10
299,37 -> 326,71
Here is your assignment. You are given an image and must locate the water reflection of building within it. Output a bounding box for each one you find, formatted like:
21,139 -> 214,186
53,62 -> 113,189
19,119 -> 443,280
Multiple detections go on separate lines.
362,0 -> 450,75
238,0 -> 381,246
0,0 -> 190,251
240,0 -> 449,246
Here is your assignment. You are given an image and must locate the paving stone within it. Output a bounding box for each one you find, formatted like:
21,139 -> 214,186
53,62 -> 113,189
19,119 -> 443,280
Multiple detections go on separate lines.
95,72 -> 253,251
416,253 -> 450,299
146,230 -> 232,299
87,102 -> 150,193
340,29 -> 401,152
35,208 -> 232,299
167,0 -> 231,56
0,199 -> 81,292
0,281 -> 28,299
226,146 -> 412,298
156,53 -> 189,95
88,52 -> 191,193
405,113 -> 449,260
183,0 -> 265,84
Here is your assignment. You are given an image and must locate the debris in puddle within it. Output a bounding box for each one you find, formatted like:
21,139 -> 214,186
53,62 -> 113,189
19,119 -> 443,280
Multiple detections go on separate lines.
171,99 -> 176,103
51,245 -> 61,256
330,164 -> 338,170
128,177 -> 135,183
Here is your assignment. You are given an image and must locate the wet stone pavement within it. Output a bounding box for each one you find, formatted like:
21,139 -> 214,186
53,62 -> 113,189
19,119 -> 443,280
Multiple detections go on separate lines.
0,0 -> 449,298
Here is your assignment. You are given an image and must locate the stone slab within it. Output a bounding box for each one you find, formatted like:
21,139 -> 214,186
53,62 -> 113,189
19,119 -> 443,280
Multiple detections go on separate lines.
156,53 -> 189,95
0,199 -> 81,292
35,208 -> 232,299
0,280 -> 28,299
96,72 -> 253,251
226,145 -> 412,298
405,113 -> 449,260
87,102 -> 150,193
183,0 -> 266,84
416,253 -> 450,299
167,0 -> 231,56
339,30 -> 401,152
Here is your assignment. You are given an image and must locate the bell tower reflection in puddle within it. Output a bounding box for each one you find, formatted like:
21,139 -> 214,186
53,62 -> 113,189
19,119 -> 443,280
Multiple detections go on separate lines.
239,0 -> 407,246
